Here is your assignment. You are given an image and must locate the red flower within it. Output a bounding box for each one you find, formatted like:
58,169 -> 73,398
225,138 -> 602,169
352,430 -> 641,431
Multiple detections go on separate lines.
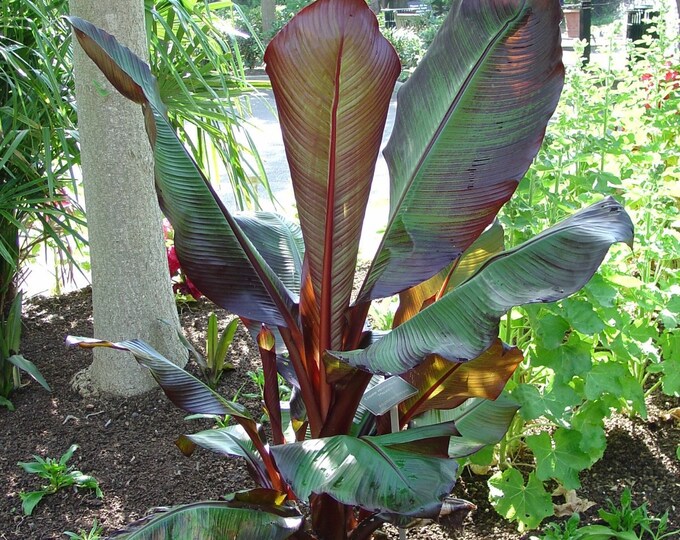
167,246 -> 181,276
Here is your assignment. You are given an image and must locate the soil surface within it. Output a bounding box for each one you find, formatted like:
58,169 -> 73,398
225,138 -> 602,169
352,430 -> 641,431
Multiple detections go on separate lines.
1,288 -> 678,540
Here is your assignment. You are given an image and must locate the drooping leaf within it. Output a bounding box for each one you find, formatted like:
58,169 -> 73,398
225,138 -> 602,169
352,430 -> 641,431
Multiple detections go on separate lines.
270,422 -> 459,517
66,336 -> 253,422
394,221 -> 505,326
265,0 -> 400,349
20,490 -> 47,516
357,0 -> 564,302
177,425 -> 269,488
399,339 -> 522,423
409,396 -> 520,458
68,16 -> 297,329
7,354 -> 51,391
334,197 -> 634,375
108,500 -> 303,539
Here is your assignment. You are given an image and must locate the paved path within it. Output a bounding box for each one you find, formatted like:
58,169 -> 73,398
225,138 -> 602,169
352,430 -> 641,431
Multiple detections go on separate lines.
231,86 -> 398,260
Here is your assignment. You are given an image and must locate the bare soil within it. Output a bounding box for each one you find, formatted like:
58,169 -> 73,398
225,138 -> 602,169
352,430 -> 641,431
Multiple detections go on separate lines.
1,288 -> 678,540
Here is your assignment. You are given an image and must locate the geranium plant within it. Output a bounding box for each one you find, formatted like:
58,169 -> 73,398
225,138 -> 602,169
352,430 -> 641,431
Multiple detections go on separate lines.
67,0 -> 633,537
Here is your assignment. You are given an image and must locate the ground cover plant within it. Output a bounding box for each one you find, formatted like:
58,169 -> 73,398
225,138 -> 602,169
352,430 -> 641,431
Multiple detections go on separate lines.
65,0 -> 635,538
17,444 -> 102,516
532,488 -> 680,540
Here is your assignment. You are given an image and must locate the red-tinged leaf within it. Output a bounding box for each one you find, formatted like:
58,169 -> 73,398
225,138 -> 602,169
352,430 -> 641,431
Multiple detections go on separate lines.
66,336 -> 254,422
178,425 -> 271,489
265,0 -> 400,351
104,500 -> 303,539
259,326 -> 285,445
335,198 -> 633,375
68,16 -> 298,329
394,221 -> 505,327
357,0 -> 564,302
400,340 -> 523,425
270,422 -> 459,517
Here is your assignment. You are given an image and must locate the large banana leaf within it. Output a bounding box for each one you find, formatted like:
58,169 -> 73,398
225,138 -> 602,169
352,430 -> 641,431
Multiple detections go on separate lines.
410,396 -> 520,458
233,212 -> 304,297
108,500 -> 303,539
357,0 -> 564,303
334,197 -> 634,375
399,339 -> 522,423
264,0 -> 400,350
68,17 -> 297,329
394,221 -> 505,327
270,422 -> 458,517
176,425 -> 270,488
66,337 -> 253,421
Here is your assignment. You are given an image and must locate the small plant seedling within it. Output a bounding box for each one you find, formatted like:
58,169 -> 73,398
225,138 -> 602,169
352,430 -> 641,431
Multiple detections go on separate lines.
532,489 -> 680,540
172,313 -> 238,389
599,488 -> 680,540
244,368 -> 292,402
18,444 -> 102,515
64,520 -> 104,540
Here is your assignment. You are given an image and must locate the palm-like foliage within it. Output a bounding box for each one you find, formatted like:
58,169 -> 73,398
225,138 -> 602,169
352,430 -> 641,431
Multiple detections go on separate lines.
0,0 -> 85,310
67,0 -> 634,538
146,0 -> 274,210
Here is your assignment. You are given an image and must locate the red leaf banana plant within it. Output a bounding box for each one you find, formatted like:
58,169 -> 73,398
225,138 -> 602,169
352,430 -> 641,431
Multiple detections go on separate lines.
67,0 -> 633,538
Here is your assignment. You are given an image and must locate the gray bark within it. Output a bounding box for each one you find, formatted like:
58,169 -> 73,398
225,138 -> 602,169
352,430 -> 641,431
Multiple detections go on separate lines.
70,0 -> 186,396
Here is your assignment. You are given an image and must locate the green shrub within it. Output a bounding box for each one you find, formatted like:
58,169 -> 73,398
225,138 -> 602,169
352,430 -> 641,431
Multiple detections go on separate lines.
382,26 -> 425,80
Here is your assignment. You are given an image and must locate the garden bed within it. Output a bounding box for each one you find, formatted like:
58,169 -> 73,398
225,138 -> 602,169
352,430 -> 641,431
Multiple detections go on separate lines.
1,288 -> 678,539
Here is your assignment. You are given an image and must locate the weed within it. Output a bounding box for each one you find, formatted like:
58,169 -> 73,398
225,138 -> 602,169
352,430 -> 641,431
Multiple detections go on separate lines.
18,445 -> 102,515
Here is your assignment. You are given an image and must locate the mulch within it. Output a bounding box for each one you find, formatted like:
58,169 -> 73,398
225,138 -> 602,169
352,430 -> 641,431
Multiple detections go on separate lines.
0,288 -> 678,539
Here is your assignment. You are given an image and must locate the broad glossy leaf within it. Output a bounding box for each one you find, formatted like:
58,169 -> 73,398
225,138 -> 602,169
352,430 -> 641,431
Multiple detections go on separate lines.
109,500 -> 303,539
357,0 -> 564,302
265,0 -> 400,349
68,17 -> 297,328
7,354 -> 51,391
394,221 -> 505,326
234,212 -> 304,297
399,340 -> 522,422
270,422 -> 459,517
334,197 -> 634,375
66,337 -> 253,422
177,425 -> 269,488
410,396 -> 520,457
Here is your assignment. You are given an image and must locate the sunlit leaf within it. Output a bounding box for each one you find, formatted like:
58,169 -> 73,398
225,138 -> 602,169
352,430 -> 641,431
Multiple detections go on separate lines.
109,500 -> 303,539
334,198 -> 634,375
400,340 -> 522,422
358,0 -> 564,302
271,422 -> 459,517
265,0 -> 400,349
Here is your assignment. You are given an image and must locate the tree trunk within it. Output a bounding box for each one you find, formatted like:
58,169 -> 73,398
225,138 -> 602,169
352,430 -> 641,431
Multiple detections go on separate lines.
262,0 -> 276,35
69,0 -> 186,396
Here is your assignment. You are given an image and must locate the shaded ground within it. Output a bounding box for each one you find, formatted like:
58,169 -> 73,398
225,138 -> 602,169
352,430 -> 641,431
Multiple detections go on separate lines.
0,288 -> 678,539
